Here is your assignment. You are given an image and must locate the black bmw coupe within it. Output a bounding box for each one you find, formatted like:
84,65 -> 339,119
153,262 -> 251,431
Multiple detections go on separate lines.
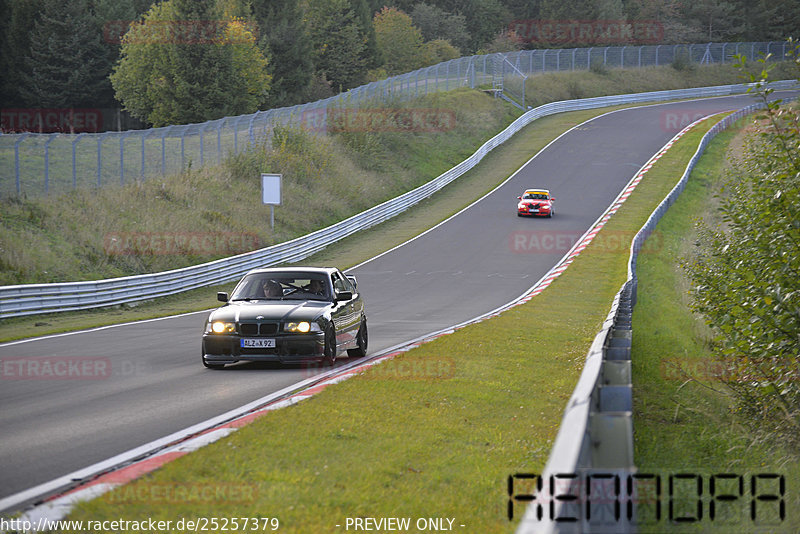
202,267 -> 367,368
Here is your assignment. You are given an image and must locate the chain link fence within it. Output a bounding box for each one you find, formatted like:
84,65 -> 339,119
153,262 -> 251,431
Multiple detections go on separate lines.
0,41 -> 787,198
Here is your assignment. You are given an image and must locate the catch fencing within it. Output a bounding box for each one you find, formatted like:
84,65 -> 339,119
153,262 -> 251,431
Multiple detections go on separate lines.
515,101 -> 775,533
1,81 -> 796,319
0,41 -> 788,198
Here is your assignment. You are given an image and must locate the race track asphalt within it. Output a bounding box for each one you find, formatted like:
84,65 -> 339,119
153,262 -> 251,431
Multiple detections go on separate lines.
0,93 -> 790,501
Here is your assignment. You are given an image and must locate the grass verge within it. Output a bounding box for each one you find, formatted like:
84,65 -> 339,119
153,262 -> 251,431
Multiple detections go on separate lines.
65,106 -> 723,533
631,119 -> 800,532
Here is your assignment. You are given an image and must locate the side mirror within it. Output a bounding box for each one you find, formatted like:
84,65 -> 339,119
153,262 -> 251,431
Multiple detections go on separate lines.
217,292 -> 229,303
517,196 -> 522,200
346,275 -> 358,289
335,290 -> 353,302
550,197 -> 555,201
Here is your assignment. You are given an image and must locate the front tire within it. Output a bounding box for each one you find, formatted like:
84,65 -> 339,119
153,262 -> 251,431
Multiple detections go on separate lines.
347,319 -> 368,358
323,326 -> 337,366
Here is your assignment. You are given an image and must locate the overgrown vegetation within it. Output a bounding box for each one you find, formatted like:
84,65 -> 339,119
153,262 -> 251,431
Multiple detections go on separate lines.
632,120 -> 800,532
684,43 -> 800,445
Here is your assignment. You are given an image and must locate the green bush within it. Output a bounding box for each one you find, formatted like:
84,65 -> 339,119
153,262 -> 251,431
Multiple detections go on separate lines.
684,44 -> 800,443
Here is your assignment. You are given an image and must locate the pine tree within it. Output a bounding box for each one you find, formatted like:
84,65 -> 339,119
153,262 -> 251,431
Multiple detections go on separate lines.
21,0 -> 108,110
306,0 -> 367,91
251,0 -> 314,107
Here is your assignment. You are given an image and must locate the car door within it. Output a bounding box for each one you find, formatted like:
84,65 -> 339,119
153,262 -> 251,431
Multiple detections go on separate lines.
331,271 -> 359,345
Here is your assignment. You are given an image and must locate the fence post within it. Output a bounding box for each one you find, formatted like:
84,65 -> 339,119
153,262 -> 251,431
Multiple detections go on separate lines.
72,133 -> 86,189
199,123 -> 207,167
180,129 -> 187,171
14,133 -> 30,195
655,44 -> 660,66
248,111 -> 259,146
45,136 -> 54,195
140,133 -> 146,181
621,45 -> 626,67
120,132 -> 128,185
97,134 -> 103,187
572,48 -> 576,70
217,121 -> 223,164
588,47 -> 593,69
161,128 -> 168,176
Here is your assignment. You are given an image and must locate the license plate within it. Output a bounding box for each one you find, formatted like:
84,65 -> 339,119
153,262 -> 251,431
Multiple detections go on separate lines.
530,208 -> 539,212
241,338 -> 276,348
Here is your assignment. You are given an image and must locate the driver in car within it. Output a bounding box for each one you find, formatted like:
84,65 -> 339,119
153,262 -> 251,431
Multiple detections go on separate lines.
262,279 -> 283,298
306,279 -> 327,298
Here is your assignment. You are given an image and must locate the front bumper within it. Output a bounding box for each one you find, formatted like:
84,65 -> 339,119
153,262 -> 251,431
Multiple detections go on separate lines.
202,332 -> 325,364
518,207 -> 551,216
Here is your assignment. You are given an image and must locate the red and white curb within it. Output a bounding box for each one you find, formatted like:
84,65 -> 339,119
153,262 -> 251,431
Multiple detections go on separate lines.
4,115 -> 713,529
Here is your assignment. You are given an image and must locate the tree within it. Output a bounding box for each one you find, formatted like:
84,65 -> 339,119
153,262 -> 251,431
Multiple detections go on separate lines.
457,0 -> 510,53
685,0 -> 744,41
0,0 -> 44,108
20,0 -> 109,110
410,3 -> 469,51
421,38 -> 460,66
373,7 -> 424,75
251,0 -> 314,107
305,0 -> 367,91
89,0 -> 151,109
350,0 -> 381,69
478,29 -> 523,54
111,0 -> 270,126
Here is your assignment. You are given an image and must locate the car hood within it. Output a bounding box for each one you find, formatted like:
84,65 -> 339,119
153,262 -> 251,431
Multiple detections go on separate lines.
209,300 -> 329,323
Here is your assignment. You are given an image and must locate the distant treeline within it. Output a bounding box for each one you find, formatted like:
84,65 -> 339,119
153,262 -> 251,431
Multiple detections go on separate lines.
0,0 -> 796,129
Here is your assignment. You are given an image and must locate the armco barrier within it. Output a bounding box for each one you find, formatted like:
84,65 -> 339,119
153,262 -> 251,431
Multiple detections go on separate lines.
515,102 -> 775,533
0,82 -> 796,319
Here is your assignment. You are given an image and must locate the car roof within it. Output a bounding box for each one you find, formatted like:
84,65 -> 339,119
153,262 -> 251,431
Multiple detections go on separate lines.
523,189 -> 550,195
244,266 -> 339,277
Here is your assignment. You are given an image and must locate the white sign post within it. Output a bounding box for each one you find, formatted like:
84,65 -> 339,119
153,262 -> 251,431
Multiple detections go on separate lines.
261,173 -> 282,230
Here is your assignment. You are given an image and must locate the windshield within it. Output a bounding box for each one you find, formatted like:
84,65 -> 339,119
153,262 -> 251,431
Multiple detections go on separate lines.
230,272 -> 331,301
523,193 -> 549,200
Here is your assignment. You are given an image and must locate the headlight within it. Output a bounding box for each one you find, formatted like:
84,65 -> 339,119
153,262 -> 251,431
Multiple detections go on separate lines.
209,321 -> 236,334
284,321 -> 320,333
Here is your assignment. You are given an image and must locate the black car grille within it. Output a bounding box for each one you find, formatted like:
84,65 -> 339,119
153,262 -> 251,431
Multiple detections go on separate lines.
239,322 -> 279,336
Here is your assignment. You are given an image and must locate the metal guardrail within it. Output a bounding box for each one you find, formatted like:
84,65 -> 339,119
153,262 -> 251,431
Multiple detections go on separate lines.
1,41 -> 788,197
1,82 -> 796,320
515,101 -> 774,534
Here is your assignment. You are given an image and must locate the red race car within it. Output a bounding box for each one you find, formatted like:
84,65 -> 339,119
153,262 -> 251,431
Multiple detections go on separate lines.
517,189 -> 555,217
